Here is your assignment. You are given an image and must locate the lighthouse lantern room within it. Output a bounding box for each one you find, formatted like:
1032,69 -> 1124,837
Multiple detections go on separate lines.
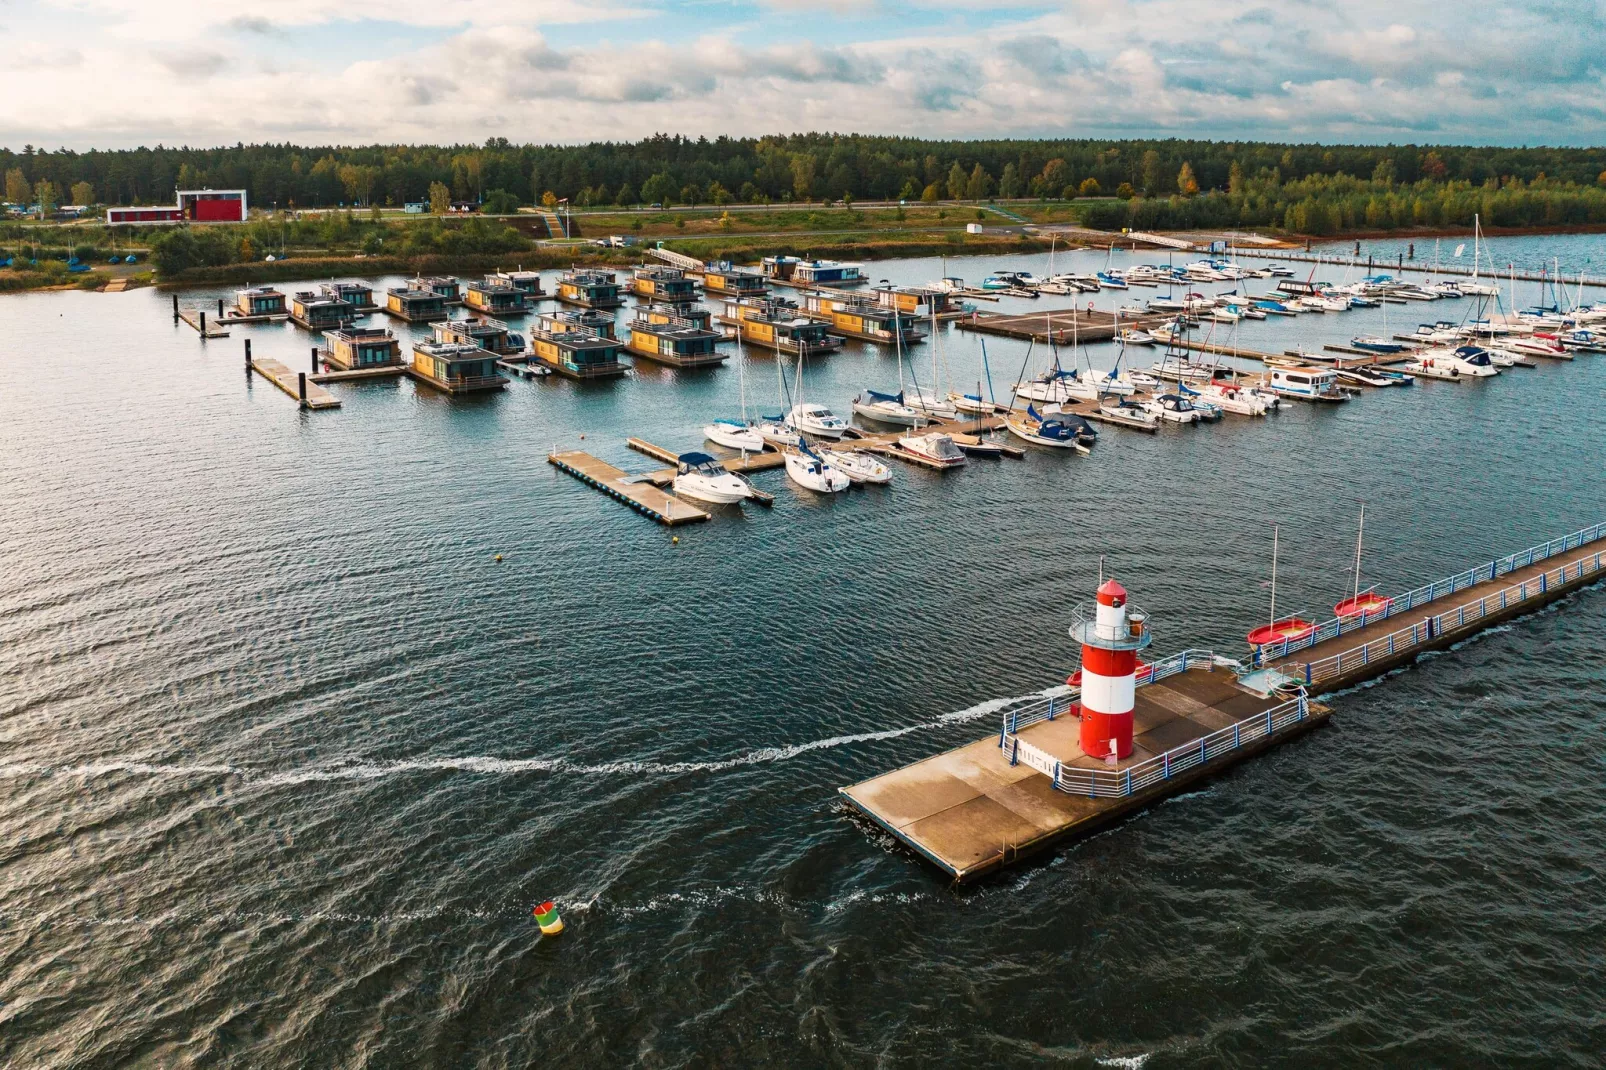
1069,579 -> 1153,761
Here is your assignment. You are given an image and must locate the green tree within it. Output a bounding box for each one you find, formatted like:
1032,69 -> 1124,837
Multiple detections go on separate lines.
921,182 -> 941,203
790,154 -> 816,201
640,171 -> 676,206
1115,182 -> 1136,199
1040,158 -> 1068,197
1177,162 -> 1199,196
70,181 -> 95,206
615,182 -> 636,206
1141,149 -> 1163,193
428,180 -> 450,214
998,162 -> 1021,199
946,161 -> 967,200
897,178 -> 919,201
709,181 -> 732,205
4,168 -> 27,205
1227,161 -> 1244,195
482,188 -> 520,214
1078,177 -> 1102,197
966,163 -> 993,200
33,179 -> 58,216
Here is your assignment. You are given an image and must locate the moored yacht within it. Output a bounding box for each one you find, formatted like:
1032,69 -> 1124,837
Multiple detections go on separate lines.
788,402 -> 849,439
672,453 -> 756,504
852,389 -> 924,427
784,443 -> 851,493
895,431 -> 967,468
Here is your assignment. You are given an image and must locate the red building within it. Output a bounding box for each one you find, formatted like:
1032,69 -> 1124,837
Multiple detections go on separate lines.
106,188 -> 248,225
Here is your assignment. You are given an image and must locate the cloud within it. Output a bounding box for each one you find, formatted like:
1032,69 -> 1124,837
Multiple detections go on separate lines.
1,0 -> 1603,147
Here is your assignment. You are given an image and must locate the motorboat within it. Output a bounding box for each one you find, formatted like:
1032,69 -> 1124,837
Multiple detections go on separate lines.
1199,379 -> 1275,414
1147,354 -> 1212,381
1116,328 -> 1155,346
1266,365 -> 1349,401
784,443 -> 850,492
1145,297 -> 1188,314
1425,344 -> 1499,377
672,452 -> 756,505
1252,300 -> 1298,316
1096,271 -> 1129,290
895,431 -> 967,468
1336,366 -> 1413,388
1509,336 -> 1569,359
1175,385 -> 1222,420
703,417 -> 767,453
1401,356 -> 1462,381
1004,404 -> 1096,452
788,402 -> 849,438
817,447 -> 893,485
1096,397 -> 1160,430
1349,336 -> 1407,354
1129,371 -> 1161,390
1143,393 -> 1202,424
852,389 -> 924,427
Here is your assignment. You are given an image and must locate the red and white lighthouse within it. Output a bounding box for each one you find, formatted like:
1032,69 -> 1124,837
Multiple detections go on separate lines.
1072,579 -> 1152,760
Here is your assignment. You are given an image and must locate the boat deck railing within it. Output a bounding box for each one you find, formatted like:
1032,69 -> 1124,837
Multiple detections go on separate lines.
1251,521 -> 1606,668
1003,692 -> 1310,798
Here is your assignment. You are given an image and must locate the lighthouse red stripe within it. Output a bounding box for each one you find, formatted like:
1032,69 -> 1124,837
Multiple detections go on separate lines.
1080,645 -> 1135,677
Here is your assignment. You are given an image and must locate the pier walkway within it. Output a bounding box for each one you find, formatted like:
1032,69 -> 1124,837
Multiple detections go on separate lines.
958,308 -> 1164,344
249,358 -> 341,410
547,450 -> 710,526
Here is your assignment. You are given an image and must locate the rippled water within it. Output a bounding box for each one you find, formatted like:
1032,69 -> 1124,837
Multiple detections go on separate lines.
2,246 -> 1604,1067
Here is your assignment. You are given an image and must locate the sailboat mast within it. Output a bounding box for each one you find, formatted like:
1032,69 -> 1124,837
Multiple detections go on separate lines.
1269,524 -> 1279,627
1352,502 -> 1365,602
736,321 -> 748,424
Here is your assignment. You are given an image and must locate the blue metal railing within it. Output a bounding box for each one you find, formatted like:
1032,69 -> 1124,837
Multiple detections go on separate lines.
1003,691 -> 1310,798
1251,522 -> 1606,666
999,649 -> 1218,743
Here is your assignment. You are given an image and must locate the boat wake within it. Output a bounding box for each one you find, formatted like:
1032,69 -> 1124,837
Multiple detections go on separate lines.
0,692 -> 1045,786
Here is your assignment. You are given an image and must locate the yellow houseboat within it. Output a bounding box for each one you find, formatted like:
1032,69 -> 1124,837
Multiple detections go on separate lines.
802,294 -> 924,345
715,298 -> 840,356
643,302 -> 712,331
435,316 -> 526,357
873,283 -> 965,319
322,281 -> 378,313
630,265 -> 699,304
290,290 -> 355,331
625,311 -> 727,369
464,279 -> 528,316
412,275 -> 463,305
320,326 -> 402,371
228,286 -> 289,321
490,268 -> 547,300
529,325 -> 630,380
385,285 -> 449,323
410,339 -> 507,394
556,270 -> 624,309
538,308 -> 616,340
699,260 -> 768,298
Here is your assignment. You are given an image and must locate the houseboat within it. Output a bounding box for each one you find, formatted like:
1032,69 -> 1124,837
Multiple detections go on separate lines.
321,281 -> 377,313
385,285 -> 448,323
227,286 -> 289,322
463,279 -> 529,316
489,268 -> 547,300
538,308 -> 616,340
320,326 -> 402,371
435,316 -> 526,357
412,276 -> 463,305
529,325 -> 630,380
630,265 -> 699,304
644,302 -> 712,331
556,270 -> 624,309
873,284 -> 964,319
715,297 -> 840,356
699,260 -> 768,298
761,255 -> 865,288
803,294 -> 923,345
289,290 -> 356,331
409,339 -> 506,394
1266,364 -> 1349,402
625,312 -> 727,369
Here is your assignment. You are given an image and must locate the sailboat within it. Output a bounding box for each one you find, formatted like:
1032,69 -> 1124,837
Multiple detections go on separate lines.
903,308 -> 958,419
784,441 -> 850,493
817,446 -> 893,484
1245,525 -> 1316,649
1333,504 -> 1391,618
1005,403 -> 1096,453
756,340 -> 801,447
949,337 -> 999,414
854,323 -> 925,425
1460,215 -> 1502,297
703,323 -> 768,452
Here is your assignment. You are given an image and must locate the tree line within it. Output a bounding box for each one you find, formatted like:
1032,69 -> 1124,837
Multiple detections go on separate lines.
3,134 -> 1603,214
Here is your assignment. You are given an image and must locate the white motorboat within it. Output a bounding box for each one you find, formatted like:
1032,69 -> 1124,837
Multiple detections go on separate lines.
1143,393 -> 1202,424
788,402 -> 849,439
672,452 -> 755,505
784,443 -> 850,492
1198,379 -> 1273,414
1097,397 -> 1161,429
703,417 -> 767,453
1116,328 -> 1155,346
853,389 -> 924,426
1004,404 -> 1095,453
1129,371 -> 1162,390
818,447 -> 892,485
896,431 -> 967,468
1510,336 -> 1568,359
1425,344 -> 1500,377
1147,355 -> 1212,381
1145,297 -> 1188,314
1401,356 -> 1462,381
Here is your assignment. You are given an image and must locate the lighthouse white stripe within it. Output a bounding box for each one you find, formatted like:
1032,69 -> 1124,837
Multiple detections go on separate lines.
1079,668 -> 1134,715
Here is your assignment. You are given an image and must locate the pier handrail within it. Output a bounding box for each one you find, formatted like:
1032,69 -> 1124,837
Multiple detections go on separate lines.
998,649 -> 1218,740
1002,691 -> 1310,798
1251,522 -> 1606,664
1276,546 -> 1604,688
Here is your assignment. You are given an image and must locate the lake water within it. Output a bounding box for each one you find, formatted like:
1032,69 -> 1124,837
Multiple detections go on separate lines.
2,242 -> 1604,1067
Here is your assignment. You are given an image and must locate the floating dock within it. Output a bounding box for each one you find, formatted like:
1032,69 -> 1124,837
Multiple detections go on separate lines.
842,523 -> 1606,883
177,309 -> 230,338
958,308 -> 1165,344
547,450 -> 710,526
249,358 -> 341,410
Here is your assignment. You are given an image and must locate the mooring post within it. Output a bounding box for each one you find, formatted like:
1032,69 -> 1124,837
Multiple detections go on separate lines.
216,298 -> 224,317
172,294 -> 179,321
244,338 -> 252,375
311,345 -> 319,373
297,372 -> 307,407
199,310 -> 207,336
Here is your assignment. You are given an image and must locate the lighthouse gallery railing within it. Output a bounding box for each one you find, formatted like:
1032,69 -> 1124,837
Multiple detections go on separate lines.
1003,691 -> 1310,799
997,648 -> 1217,741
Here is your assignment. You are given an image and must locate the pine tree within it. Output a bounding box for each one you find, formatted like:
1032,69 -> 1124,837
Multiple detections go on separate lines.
966,163 -> 993,200
946,161 -> 967,200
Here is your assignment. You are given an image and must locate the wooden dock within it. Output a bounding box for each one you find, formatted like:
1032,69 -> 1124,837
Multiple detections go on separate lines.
178,309 -> 230,338
547,450 -> 710,526
842,525 -> 1606,883
958,308 -> 1164,344
249,358 -> 341,410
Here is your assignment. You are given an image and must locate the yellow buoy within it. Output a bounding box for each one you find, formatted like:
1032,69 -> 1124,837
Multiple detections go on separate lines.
671,536 -> 679,544
494,554 -> 503,562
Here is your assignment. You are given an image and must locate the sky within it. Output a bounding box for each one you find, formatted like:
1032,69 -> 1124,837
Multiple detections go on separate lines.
2,0 -> 1604,150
